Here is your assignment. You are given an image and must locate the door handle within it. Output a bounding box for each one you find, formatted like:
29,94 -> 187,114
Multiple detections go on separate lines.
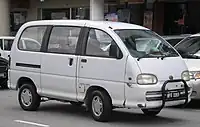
69,58 -> 73,66
81,59 -> 87,63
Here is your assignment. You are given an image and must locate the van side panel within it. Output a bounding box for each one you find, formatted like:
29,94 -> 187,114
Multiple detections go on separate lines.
76,26 -> 129,107
40,53 -> 78,101
9,25 -> 47,93
9,51 -> 42,93
77,56 -> 127,107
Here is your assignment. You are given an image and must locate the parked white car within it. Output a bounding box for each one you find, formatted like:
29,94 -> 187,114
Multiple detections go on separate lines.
0,36 -> 15,60
0,36 -> 41,61
8,20 -> 192,122
175,33 -> 200,100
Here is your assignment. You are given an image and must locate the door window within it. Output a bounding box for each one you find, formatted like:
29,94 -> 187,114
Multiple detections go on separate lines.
47,26 -> 81,54
86,29 -> 121,58
18,26 -> 47,52
4,39 -> 14,51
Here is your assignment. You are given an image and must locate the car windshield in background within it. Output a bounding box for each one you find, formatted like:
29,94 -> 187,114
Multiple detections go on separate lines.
114,29 -> 179,58
175,36 -> 200,58
165,38 -> 183,46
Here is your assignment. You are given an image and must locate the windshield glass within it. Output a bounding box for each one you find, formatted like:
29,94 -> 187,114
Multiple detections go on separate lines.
166,38 -> 183,46
175,36 -> 200,55
114,29 -> 179,58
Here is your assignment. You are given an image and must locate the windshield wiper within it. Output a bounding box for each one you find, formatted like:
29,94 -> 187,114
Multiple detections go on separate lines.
137,54 -> 159,61
160,53 -> 177,60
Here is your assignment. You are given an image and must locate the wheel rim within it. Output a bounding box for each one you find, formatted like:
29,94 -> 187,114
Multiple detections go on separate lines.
92,96 -> 103,117
21,88 -> 32,107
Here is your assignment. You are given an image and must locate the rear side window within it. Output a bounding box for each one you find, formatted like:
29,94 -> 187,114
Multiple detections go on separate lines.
4,39 -> 14,51
18,26 -> 47,52
47,26 -> 81,54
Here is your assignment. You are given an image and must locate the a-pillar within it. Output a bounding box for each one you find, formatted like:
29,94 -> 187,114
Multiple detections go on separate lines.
90,0 -> 104,21
0,0 -> 10,36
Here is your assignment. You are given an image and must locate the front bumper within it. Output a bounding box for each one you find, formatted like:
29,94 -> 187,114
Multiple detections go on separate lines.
125,79 -> 191,109
146,79 -> 190,109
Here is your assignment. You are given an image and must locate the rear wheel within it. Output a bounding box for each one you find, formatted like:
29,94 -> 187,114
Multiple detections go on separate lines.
18,83 -> 41,111
90,90 -> 112,122
141,108 -> 161,116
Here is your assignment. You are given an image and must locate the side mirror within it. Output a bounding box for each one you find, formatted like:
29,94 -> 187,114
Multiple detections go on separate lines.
109,43 -> 123,59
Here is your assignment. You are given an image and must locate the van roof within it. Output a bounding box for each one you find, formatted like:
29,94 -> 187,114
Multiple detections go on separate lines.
22,20 -> 149,30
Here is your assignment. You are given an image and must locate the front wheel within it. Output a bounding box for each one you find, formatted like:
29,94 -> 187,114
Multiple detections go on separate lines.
141,108 -> 161,116
90,90 -> 112,122
18,83 -> 41,111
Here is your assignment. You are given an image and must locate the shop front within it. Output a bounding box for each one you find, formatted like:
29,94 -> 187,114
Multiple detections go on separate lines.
153,0 -> 200,35
6,0 -> 153,36
8,0 -> 148,36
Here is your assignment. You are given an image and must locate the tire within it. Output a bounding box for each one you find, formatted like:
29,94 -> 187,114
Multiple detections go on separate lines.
18,83 -> 41,111
90,90 -> 112,122
141,108 -> 161,116
70,102 -> 83,106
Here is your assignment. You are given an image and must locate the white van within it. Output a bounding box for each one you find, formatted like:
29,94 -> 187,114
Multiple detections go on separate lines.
8,20 -> 192,122
175,33 -> 200,100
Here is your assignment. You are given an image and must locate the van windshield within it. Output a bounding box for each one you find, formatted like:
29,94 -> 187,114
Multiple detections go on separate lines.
114,29 -> 179,58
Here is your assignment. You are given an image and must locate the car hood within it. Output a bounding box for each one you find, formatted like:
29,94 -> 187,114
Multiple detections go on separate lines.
136,57 -> 188,81
184,59 -> 200,71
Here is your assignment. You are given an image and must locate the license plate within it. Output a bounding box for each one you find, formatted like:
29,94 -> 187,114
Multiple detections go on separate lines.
166,92 -> 180,98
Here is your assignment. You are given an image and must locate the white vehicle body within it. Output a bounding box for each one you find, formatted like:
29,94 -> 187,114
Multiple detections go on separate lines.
8,20 -> 192,122
175,33 -> 200,99
0,36 -> 15,60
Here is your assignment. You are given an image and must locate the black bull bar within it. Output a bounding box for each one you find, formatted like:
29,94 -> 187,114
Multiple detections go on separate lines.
160,79 -> 189,109
146,79 -> 189,109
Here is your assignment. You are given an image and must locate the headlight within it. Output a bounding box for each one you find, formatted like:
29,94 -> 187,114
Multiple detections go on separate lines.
182,71 -> 190,81
137,74 -> 158,85
189,71 -> 200,80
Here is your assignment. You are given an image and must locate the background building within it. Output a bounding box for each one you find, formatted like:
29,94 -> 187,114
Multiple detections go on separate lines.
0,0 -> 199,36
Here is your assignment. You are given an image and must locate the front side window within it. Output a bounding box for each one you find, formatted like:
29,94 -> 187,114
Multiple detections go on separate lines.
18,26 -> 47,52
115,29 -> 179,59
4,39 -> 14,51
175,36 -> 200,58
47,26 -> 81,54
86,29 -> 121,58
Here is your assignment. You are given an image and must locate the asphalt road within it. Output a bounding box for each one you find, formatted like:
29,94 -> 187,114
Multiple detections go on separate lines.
1,89 -> 200,127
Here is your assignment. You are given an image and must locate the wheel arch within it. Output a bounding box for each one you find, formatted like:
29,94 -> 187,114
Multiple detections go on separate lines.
17,77 -> 36,90
84,85 -> 113,106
